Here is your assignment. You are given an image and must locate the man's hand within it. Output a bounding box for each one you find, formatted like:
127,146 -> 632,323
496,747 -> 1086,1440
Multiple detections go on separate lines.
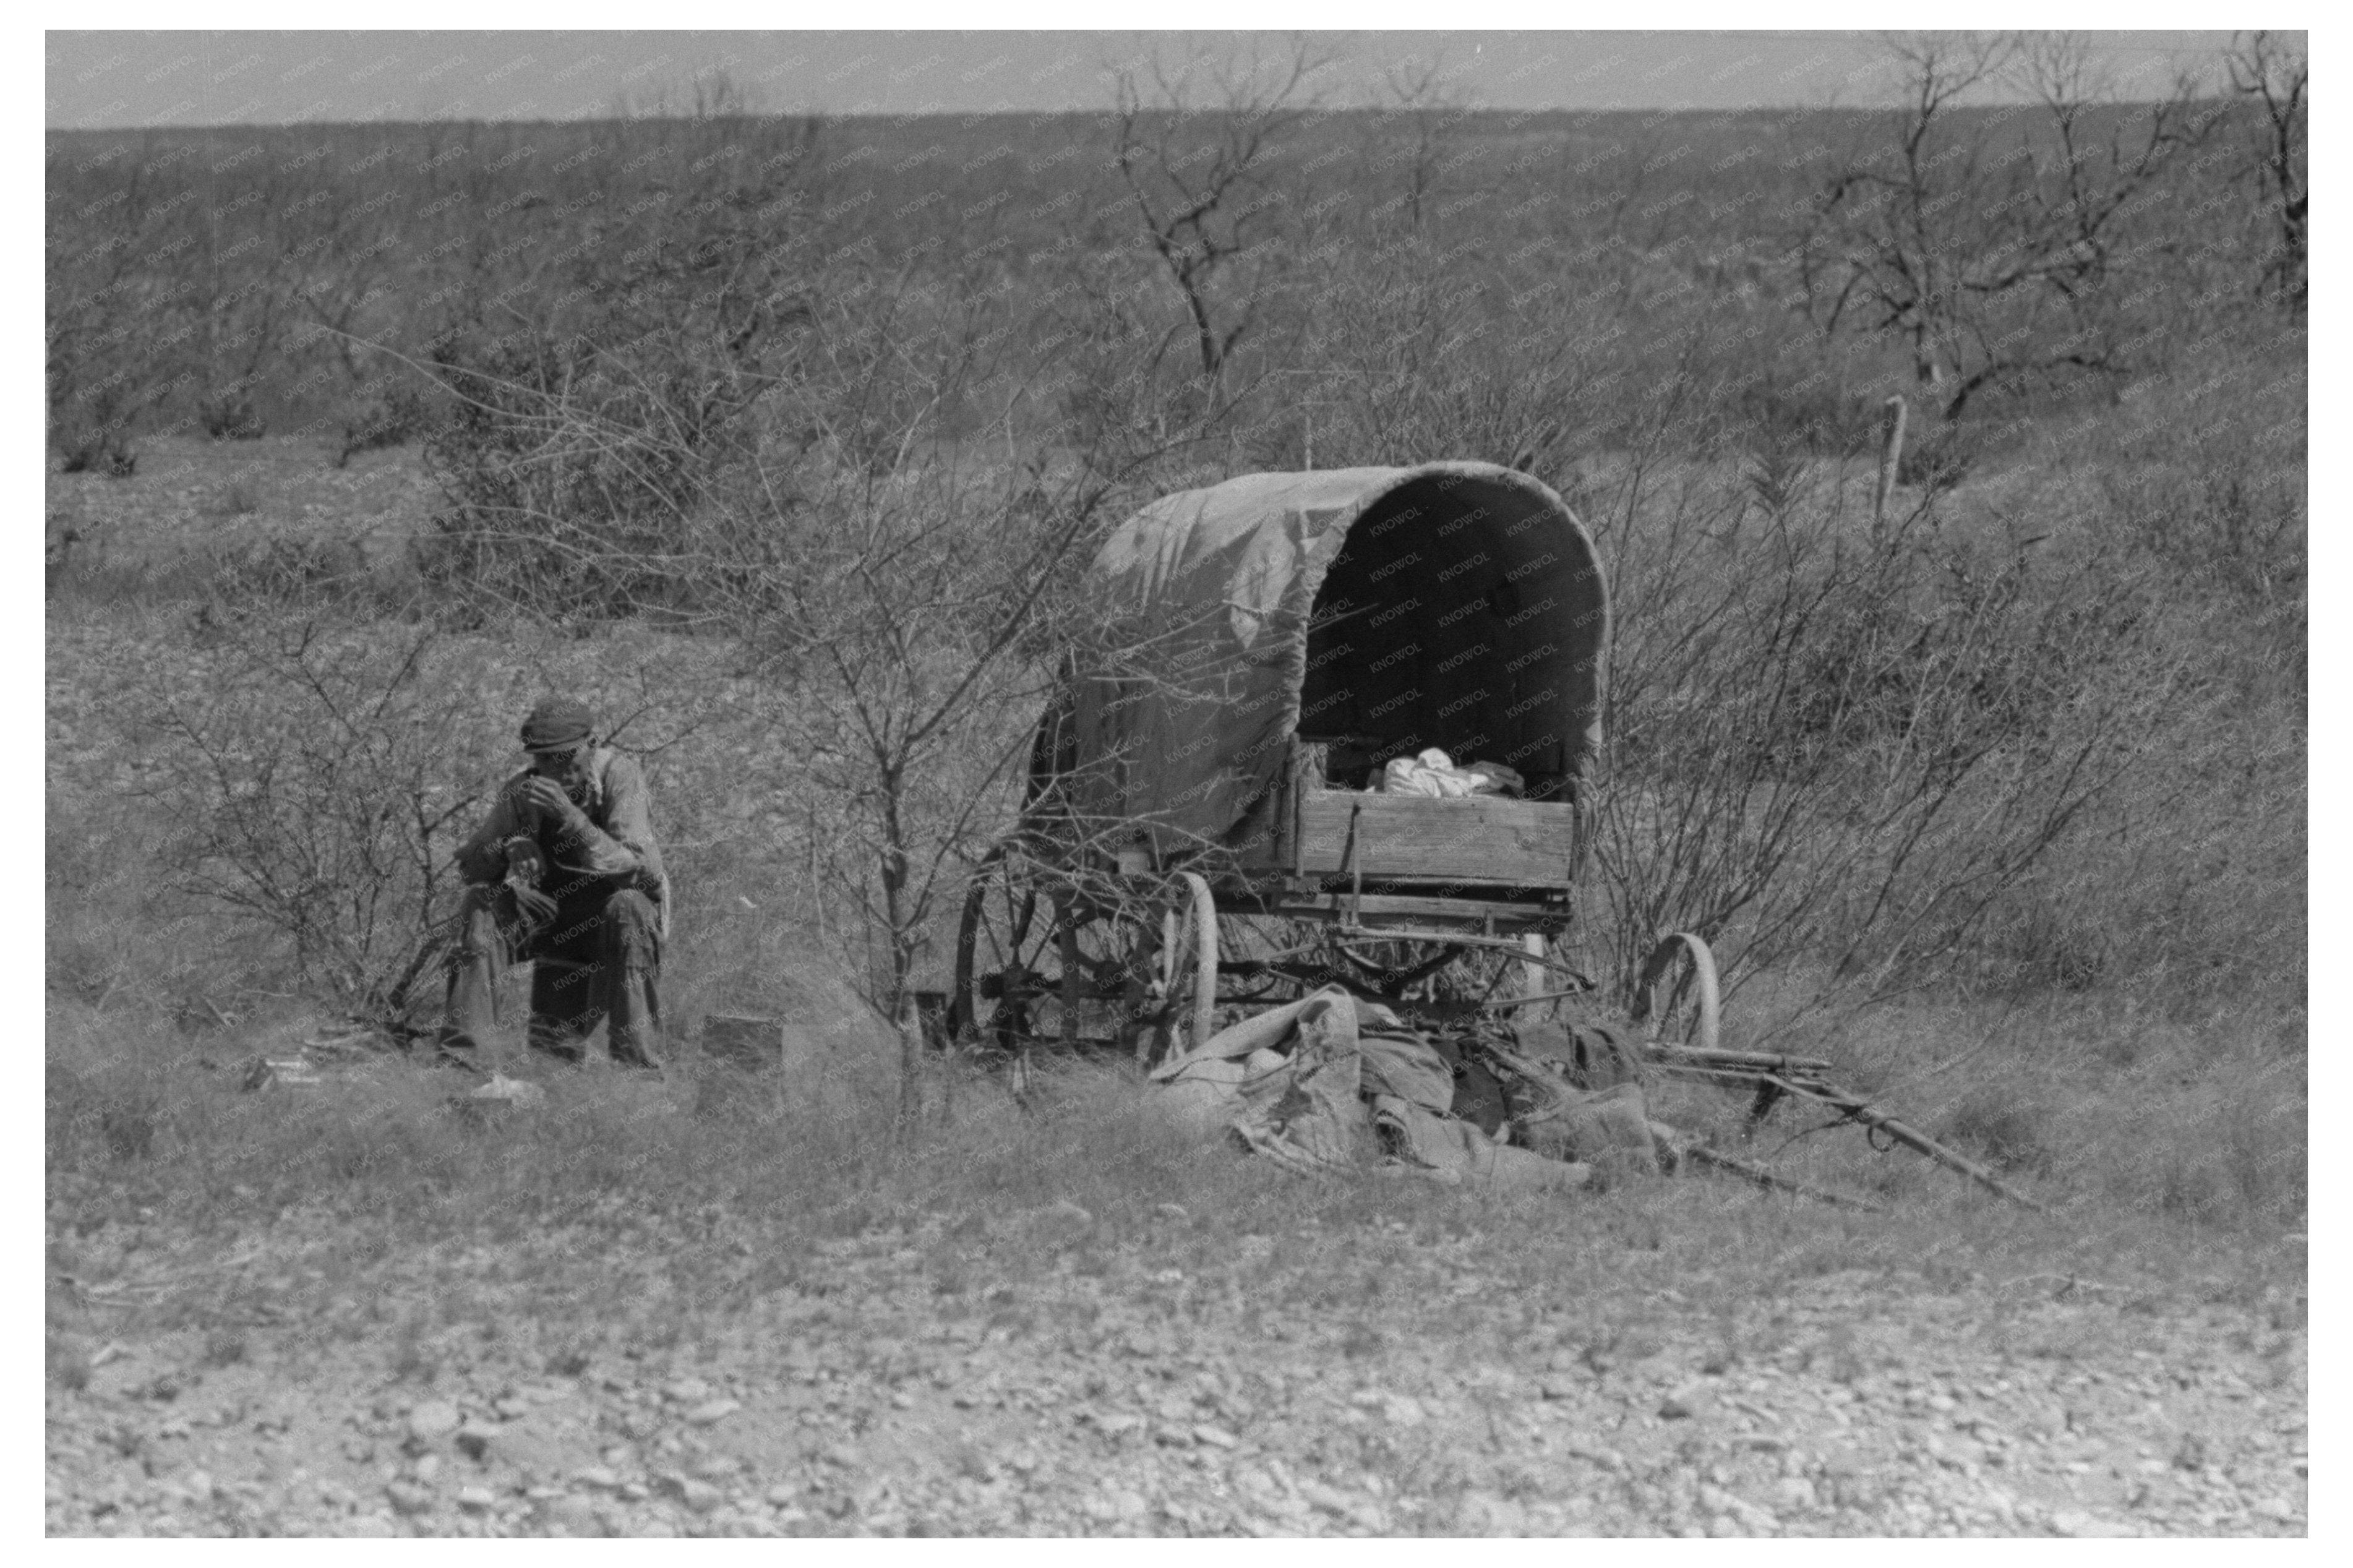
515,776 -> 589,832
503,837 -> 549,885
500,837 -> 558,928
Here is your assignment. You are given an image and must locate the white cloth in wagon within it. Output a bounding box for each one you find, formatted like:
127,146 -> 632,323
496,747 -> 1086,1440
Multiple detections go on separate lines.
1376,747 -> 1520,799
1150,985 -> 1645,1191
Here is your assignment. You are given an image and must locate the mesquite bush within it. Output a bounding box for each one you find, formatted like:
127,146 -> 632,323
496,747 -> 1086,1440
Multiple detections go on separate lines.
146,620 -> 500,1030
1583,437 -> 2184,1019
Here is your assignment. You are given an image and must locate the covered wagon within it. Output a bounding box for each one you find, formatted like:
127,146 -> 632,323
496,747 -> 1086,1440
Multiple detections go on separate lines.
948,461 -> 1719,1071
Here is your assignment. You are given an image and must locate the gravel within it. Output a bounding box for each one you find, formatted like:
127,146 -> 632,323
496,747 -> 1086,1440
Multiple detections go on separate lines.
43,1217 -> 2307,1539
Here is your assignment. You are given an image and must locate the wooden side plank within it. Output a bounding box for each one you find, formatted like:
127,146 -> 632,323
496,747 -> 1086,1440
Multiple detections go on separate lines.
1213,888 -> 1570,927
1293,790 -> 1576,885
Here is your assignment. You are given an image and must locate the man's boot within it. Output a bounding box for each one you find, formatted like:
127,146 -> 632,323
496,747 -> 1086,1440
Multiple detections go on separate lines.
600,889 -> 666,1070
528,958 -> 597,1063
608,969 -> 664,1069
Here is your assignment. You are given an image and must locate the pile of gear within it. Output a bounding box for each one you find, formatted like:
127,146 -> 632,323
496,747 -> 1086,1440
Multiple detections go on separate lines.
1150,987 -> 1664,1191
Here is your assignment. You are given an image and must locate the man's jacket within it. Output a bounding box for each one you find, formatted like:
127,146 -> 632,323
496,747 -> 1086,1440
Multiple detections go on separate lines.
455,747 -> 667,907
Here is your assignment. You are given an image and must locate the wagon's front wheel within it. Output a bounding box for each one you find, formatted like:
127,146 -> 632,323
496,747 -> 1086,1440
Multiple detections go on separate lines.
1634,931 -> 1720,1053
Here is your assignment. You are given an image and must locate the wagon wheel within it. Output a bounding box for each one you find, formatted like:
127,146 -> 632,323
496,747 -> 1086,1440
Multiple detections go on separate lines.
1633,931 -> 1720,1052
1141,873 -> 1220,1066
950,841 -> 1157,1069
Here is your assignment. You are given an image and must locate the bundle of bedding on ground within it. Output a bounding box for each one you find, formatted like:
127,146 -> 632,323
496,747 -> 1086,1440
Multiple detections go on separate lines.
1149,987 -> 1658,1190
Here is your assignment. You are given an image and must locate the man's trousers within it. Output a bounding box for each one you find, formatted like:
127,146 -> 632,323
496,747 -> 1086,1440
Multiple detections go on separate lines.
439,881 -> 663,1066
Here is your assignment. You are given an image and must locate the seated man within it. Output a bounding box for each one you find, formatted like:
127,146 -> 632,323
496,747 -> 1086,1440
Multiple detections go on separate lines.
439,696 -> 669,1068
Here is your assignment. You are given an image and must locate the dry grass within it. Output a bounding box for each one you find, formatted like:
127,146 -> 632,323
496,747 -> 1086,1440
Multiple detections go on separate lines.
45,363 -> 2303,1350
46,979 -> 2302,1360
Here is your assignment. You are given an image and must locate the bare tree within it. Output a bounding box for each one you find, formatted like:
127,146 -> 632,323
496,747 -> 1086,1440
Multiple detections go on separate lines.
2225,30 -> 2307,311
1803,31 -> 2206,416
293,249 -> 416,466
46,140 -> 194,473
1111,36 -> 1328,388
1381,55 -> 1473,233
737,440 -> 1134,1125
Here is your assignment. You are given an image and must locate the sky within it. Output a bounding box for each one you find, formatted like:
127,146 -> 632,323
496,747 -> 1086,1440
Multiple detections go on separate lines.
43,27 -> 2254,130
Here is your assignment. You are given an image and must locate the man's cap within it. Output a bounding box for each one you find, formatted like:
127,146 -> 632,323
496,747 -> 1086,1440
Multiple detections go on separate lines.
520,696 -> 594,752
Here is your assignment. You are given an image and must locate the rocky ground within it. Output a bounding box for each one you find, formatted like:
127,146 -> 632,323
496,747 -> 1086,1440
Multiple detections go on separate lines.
45,1201 -> 2309,1538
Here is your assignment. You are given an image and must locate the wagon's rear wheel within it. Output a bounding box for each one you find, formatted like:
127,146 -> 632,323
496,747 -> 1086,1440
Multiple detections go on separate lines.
1633,931 -> 1720,1052
949,841 -> 1047,1057
950,842 -> 1159,1075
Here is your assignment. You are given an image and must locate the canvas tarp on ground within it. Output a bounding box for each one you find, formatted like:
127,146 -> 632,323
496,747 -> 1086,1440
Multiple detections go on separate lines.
1152,986 -> 1605,1193
1038,463 -> 1609,857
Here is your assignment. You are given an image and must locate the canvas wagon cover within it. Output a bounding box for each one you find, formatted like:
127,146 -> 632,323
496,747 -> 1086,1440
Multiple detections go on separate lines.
1047,461 -> 1608,855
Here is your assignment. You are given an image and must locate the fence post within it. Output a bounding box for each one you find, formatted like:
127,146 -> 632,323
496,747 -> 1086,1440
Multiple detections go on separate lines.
1875,394 -> 1908,531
